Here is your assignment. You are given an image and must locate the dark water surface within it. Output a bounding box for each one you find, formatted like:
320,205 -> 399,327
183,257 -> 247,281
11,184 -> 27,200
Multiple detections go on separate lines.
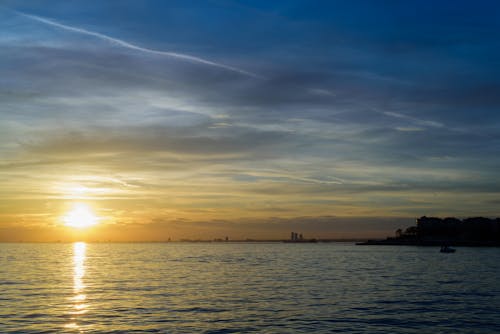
1,242 -> 500,333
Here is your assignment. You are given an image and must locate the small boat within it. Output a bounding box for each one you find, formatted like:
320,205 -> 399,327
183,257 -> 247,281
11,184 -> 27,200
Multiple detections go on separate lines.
440,245 -> 456,253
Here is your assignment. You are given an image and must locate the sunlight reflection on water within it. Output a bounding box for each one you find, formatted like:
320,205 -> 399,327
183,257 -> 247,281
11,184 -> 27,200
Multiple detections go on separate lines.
65,242 -> 88,330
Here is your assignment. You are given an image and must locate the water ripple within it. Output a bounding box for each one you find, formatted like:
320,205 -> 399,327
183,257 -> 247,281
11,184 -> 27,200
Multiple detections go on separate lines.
1,243 -> 500,333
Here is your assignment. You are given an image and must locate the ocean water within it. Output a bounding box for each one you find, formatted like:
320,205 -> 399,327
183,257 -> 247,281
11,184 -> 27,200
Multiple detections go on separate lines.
1,243 -> 500,333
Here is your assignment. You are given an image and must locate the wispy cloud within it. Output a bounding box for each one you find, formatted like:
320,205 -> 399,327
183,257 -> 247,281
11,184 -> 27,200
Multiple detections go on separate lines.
15,11 -> 260,78
395,127 -> 424,132
382,111 -> 444,128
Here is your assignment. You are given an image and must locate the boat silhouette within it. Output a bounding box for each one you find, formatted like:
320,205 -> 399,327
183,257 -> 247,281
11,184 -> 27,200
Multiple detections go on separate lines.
440,245 -> 456,253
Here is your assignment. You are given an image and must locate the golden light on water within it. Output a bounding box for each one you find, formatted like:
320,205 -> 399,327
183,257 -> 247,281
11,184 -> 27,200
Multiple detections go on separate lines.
63,203 -> 100,229
65,242 -> 88,330
73,242 -> 86,295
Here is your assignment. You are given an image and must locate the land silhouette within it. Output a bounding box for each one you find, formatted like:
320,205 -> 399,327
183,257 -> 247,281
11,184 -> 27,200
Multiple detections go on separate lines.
358,216 -> 500,246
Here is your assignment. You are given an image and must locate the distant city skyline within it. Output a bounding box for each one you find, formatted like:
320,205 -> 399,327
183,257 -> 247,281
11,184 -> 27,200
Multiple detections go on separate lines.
1,1 -> 500,241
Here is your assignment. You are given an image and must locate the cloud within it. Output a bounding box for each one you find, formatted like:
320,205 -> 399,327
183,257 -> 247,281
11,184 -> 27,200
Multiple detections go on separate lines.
15,10 -> 260,78
395,127 -> 424,132
382,111 -> 444,129
20,124 -> 294,158
2,1 -> 500,230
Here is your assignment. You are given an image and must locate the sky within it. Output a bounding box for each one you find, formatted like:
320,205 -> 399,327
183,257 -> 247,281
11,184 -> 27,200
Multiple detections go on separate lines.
1,0 -> 500,241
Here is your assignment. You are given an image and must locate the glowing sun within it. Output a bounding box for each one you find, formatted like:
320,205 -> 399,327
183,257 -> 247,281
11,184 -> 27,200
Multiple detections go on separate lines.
63,203 -> 100,229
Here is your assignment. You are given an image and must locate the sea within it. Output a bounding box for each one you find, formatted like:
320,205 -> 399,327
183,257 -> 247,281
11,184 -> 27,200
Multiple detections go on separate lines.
1,242 -> 500,333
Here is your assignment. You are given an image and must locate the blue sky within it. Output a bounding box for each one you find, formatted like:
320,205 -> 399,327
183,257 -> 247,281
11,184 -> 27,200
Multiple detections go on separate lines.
1,1 -> 500,240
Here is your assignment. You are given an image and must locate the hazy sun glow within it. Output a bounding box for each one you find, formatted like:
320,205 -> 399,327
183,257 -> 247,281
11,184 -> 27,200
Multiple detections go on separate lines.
63,203 -> 100,229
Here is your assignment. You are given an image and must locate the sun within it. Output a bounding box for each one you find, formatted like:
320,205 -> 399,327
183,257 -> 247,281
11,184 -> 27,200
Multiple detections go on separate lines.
63,203 -> 100,229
